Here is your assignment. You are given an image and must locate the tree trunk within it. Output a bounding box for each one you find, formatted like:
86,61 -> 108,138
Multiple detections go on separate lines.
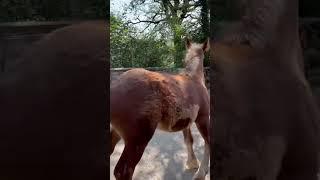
172,18 -> 184,68
200,0 -> 209,39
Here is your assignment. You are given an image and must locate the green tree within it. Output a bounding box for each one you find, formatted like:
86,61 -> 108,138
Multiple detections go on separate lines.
111,15 -> 173,68
127,0 -> 209,67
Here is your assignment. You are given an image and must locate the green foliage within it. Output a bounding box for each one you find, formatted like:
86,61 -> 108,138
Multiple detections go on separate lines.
172,20 -> 186,68
116,0 -> 210,68
111,15 -> 173,68
0,0 -> 107,22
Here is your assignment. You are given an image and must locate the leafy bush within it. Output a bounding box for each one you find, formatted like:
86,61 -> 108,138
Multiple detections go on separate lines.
111,15 -> 174,68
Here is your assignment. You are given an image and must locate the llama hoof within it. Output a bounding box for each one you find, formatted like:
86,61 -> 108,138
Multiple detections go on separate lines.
192,168 -> 207,180
185,159 -> 199,170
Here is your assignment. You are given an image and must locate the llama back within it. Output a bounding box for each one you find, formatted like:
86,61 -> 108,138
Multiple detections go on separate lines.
111,68 -> 201,132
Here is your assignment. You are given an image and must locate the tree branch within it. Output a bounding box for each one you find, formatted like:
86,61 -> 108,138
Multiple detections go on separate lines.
183,13 -> 197,19
140,22 -> 153,33
129,10 -> 166,24
180,0 -> 190,19
128,17 -> 167,25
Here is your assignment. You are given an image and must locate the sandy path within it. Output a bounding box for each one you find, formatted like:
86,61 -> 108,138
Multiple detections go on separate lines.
110,124 -> 210,180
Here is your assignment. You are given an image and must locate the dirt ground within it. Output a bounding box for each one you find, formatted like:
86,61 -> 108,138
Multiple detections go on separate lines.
110,124 -> 210,180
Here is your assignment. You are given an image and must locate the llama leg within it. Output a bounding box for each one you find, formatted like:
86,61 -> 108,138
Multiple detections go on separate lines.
194,115 -> 210,180
110,128 -> 121,156
113,120 -> 156,180
183,128 -> 199,170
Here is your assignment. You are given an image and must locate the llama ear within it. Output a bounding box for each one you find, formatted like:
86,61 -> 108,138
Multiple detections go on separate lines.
186,38 -> 191,49
202,38 -> 210,52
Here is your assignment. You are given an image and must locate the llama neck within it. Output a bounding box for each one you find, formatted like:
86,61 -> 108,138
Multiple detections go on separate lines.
184,57 -> 205,84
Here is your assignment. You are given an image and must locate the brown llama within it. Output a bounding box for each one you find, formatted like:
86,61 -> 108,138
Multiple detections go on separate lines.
110,39 -> 210,180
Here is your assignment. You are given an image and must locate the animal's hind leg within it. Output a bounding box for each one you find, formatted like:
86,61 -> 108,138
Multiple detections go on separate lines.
110,128 -> 121,156
194,115 -> 210,180
183,128 -> 199,170
113,119 -> 156,180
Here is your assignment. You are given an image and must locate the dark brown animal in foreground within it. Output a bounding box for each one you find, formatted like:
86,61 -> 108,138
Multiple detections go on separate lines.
212,0 -> 320,179
0,21 -> 108,180
110,39 -> 210,180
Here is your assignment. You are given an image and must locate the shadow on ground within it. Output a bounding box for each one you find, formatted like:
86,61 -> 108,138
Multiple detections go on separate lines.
110,124 -> 210,180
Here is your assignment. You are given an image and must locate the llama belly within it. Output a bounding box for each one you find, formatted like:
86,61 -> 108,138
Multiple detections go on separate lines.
157,104 -> 200,132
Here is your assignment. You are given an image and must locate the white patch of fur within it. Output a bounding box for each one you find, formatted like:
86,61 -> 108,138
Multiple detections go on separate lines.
187,58 -> 201,76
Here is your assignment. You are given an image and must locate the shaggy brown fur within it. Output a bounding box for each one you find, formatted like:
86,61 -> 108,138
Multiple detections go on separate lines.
0,21 -> 108,180
110,39 -> 210,180
212,0 -> 320,179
